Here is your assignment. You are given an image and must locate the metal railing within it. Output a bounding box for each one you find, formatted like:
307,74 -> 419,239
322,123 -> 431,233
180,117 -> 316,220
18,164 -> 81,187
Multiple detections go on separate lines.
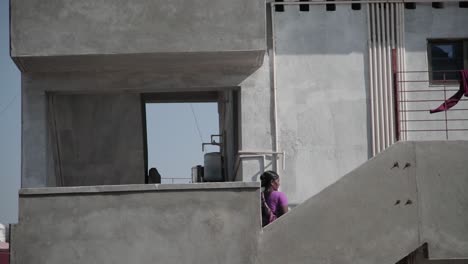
395,70 -> 468,140
160,177 -> 192,184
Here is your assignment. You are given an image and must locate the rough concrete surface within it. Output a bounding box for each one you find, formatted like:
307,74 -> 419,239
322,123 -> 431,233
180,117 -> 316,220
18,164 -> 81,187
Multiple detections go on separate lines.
12,182 -> 261,264
415,142 -> 468,259
50,93 -> 145,186
10,0 -> 265,56
274,5 -> 370,204
259,141 -> 419,264
259,141 -> 468,264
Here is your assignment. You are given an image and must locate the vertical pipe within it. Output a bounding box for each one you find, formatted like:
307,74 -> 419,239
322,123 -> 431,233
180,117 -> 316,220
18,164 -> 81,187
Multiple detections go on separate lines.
386,3 -> 394,145
270,5 -> 279,172
375,3 -> 385,152
391,3 -> 400,140
397,3 -> 405,140
392,49 -> 400,141
400,3 -> 408,139
390,3 -> 396,141
397,3 -> 402,140
381,3 -> 389,149
371,3 -> 381,154
367,3 -> 377,156
373,4 -> 379,154
390,4 -> 395,51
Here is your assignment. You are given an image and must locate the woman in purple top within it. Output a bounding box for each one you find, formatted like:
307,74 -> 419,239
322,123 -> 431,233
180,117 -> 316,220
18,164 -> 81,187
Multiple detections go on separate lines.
260,170 -> 288,227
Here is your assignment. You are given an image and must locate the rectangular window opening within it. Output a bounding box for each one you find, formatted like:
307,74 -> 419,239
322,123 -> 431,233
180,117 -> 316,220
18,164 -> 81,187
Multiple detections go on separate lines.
428,39 -> 467,84
144,101 -> 220,184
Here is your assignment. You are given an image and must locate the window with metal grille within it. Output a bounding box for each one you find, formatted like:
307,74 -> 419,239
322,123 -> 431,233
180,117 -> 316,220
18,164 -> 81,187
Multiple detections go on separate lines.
428,39 -> 468,83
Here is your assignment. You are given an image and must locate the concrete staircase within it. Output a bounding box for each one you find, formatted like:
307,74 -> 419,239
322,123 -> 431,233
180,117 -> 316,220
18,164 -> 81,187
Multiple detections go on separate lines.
258,141 -> 468,264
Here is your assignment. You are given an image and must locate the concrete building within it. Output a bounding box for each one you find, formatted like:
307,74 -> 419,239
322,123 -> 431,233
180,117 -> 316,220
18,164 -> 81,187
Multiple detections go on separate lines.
8,0 -> 468,263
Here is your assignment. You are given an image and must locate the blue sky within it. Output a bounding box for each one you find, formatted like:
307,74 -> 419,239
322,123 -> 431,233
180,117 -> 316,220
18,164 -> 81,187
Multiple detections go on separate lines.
0,0 -> 219,223
0,0 -> 21,224
146,103 -> 219,184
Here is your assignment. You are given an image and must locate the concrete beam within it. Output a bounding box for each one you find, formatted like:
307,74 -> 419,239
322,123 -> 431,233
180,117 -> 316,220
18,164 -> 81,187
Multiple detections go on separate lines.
10,0 -> 266,57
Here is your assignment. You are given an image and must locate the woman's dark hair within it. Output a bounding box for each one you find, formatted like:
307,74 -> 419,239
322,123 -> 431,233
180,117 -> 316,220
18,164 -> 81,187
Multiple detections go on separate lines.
260,170 -> 279,189
149,168 -> 158,175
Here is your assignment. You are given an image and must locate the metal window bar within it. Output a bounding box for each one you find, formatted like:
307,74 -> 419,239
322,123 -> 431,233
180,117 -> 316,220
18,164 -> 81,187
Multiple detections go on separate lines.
394,70 -> 468,140
161,177 -> 193,184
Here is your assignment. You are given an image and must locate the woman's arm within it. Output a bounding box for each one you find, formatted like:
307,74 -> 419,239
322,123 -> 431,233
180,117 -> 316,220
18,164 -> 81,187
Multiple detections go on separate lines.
278,192 -> 289,216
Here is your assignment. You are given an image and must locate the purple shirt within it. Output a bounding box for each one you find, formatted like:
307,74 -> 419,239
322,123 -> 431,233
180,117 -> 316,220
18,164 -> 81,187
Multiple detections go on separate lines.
265,191 -> 288,217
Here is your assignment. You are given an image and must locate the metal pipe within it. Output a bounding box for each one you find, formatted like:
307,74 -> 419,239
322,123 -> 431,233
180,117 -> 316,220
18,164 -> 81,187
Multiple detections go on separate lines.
390,4 -> 395,50
238,150 -> 286,169
392,48 -> 401,140
381,3 -> 390,149
400,3 -> 407,140
371,3 -> 381,154
403,129 -> 468,132
270,5 -> 280,172
386,3 -> 394,145
396,70 -> 462,73
367,3 -> 377,156
238,150 -> 285,155
389,3 -> 399,144
400,89 -> 459,92
234,154 -> 267,180
375,4 -> 385,153
401,118 -> 468,122
396,2 -> 405,140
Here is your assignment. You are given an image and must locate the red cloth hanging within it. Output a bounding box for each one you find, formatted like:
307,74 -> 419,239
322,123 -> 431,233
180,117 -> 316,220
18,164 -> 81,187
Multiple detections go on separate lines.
430,70 -> 468,114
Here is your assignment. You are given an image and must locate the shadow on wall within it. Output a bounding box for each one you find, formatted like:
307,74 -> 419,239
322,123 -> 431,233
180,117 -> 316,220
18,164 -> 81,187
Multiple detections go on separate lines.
273,5 -> 368,55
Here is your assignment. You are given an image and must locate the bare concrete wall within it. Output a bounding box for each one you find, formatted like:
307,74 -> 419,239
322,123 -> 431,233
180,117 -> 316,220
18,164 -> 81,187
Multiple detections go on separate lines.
238,56 -> 275,182
50,93 -> 144,186
11,182 -> 261,264
220,90 -> 239,181
10,0 -> 265,56
415,141 -> 468,259
274,5 -> 371,205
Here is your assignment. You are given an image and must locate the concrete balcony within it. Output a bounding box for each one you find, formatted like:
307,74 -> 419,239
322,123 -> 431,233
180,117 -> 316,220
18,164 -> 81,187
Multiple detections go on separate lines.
11,182 -> 261,264
10,0 -> 266,72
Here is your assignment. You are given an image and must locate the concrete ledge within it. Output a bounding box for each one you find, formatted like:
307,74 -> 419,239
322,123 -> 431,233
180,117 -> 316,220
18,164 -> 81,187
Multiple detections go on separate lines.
14,181 -> 260,264
12,50 -> 265,73
19,182 -> 260,196
10,0 -> 266,57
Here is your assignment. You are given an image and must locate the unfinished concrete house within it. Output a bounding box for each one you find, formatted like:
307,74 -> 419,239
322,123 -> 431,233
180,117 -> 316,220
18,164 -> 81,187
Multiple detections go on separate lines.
9,0 -> 468,263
